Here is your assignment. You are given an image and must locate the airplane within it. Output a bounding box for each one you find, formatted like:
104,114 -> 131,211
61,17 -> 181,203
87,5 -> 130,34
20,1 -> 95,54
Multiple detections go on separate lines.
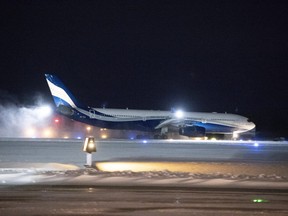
45,74 -> 255,139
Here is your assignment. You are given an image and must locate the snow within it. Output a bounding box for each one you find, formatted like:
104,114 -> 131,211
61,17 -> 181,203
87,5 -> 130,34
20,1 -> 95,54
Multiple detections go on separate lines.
1,139 -> 288,189
1,163 -> 288,189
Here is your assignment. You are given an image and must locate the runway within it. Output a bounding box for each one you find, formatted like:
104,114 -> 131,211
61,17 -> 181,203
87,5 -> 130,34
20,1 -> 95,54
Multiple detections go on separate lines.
1,138 -> 288,164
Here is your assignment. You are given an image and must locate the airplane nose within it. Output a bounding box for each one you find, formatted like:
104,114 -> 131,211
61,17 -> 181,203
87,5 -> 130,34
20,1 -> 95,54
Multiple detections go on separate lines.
249,122 -> 256,130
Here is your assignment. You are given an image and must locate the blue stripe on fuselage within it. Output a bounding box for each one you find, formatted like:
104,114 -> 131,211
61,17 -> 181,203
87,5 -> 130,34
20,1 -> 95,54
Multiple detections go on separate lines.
193,122 -> 235,133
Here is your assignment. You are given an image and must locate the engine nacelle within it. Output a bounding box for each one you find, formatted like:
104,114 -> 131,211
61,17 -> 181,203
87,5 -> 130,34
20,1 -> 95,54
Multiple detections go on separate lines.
179,126 -> 206,137
56,104 -> 74,116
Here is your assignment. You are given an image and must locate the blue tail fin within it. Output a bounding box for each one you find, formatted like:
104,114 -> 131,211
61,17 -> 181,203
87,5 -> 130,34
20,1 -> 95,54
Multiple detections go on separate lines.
45,74 -> 85,109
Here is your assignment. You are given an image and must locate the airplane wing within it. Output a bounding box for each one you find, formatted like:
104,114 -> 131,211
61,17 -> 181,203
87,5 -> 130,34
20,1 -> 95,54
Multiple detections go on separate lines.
155,118 -> 186,129
155,118 -> 208,129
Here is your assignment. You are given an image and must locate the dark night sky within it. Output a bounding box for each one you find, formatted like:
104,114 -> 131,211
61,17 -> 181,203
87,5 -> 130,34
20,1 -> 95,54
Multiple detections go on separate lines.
0,0 -> 287,136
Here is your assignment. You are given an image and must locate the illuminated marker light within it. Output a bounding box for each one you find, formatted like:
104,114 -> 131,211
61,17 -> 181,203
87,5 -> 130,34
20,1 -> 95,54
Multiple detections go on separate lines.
88,141 -> 95,150
252,199 -> 268,203
83,137 -> 96,153
142,140 -> 147,144
254,142 -> 259,147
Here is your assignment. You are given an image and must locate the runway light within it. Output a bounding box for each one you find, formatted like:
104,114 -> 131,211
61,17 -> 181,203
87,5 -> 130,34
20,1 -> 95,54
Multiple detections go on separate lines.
88,142 -> 95,149
101,134 -> 107,139
83,137 -> 96,153
42,128 -> 53,137
252,198 -> 268,203
142,140 -> 147,144
254,142 -> 259,147
25,127 -> 37,138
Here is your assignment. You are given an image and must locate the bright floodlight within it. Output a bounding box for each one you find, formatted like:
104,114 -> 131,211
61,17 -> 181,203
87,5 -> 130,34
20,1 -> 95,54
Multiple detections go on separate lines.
175,110 -> 184,119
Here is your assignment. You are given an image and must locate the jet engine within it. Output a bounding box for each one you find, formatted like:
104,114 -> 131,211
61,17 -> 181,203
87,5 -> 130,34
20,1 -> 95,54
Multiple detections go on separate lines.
56,104 -> 74,116
179,126 -> 206,137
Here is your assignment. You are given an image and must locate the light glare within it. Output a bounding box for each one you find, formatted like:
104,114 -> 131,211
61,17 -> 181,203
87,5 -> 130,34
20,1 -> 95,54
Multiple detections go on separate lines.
36,105 -> 52,118
175,110 -> 184,119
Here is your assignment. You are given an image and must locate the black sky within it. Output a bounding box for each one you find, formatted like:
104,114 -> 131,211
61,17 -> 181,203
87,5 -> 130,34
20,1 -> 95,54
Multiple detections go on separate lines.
0,0 -> 287,136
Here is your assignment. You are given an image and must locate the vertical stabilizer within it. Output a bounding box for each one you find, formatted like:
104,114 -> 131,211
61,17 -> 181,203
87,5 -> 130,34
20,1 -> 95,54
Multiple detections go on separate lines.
45,74 -> 85,109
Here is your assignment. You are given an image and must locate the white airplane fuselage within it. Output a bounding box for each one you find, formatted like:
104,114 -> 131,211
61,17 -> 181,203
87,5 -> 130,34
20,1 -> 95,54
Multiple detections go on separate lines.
45,74 -> 256,138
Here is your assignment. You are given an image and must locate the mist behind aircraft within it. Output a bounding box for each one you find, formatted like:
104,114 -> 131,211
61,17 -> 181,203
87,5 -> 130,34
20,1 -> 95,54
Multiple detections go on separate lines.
0,92 -> 53,137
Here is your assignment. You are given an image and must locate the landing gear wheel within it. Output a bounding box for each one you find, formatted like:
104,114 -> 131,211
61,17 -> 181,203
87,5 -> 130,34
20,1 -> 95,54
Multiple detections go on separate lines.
154,134 -> 168,139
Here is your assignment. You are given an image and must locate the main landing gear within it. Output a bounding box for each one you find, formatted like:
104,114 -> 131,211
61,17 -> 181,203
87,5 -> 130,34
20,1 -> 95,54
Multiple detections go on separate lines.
154,127 -> 168,139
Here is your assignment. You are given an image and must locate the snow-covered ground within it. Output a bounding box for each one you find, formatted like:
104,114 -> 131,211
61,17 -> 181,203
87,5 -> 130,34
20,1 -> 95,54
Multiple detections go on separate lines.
1,162 -> 288,189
